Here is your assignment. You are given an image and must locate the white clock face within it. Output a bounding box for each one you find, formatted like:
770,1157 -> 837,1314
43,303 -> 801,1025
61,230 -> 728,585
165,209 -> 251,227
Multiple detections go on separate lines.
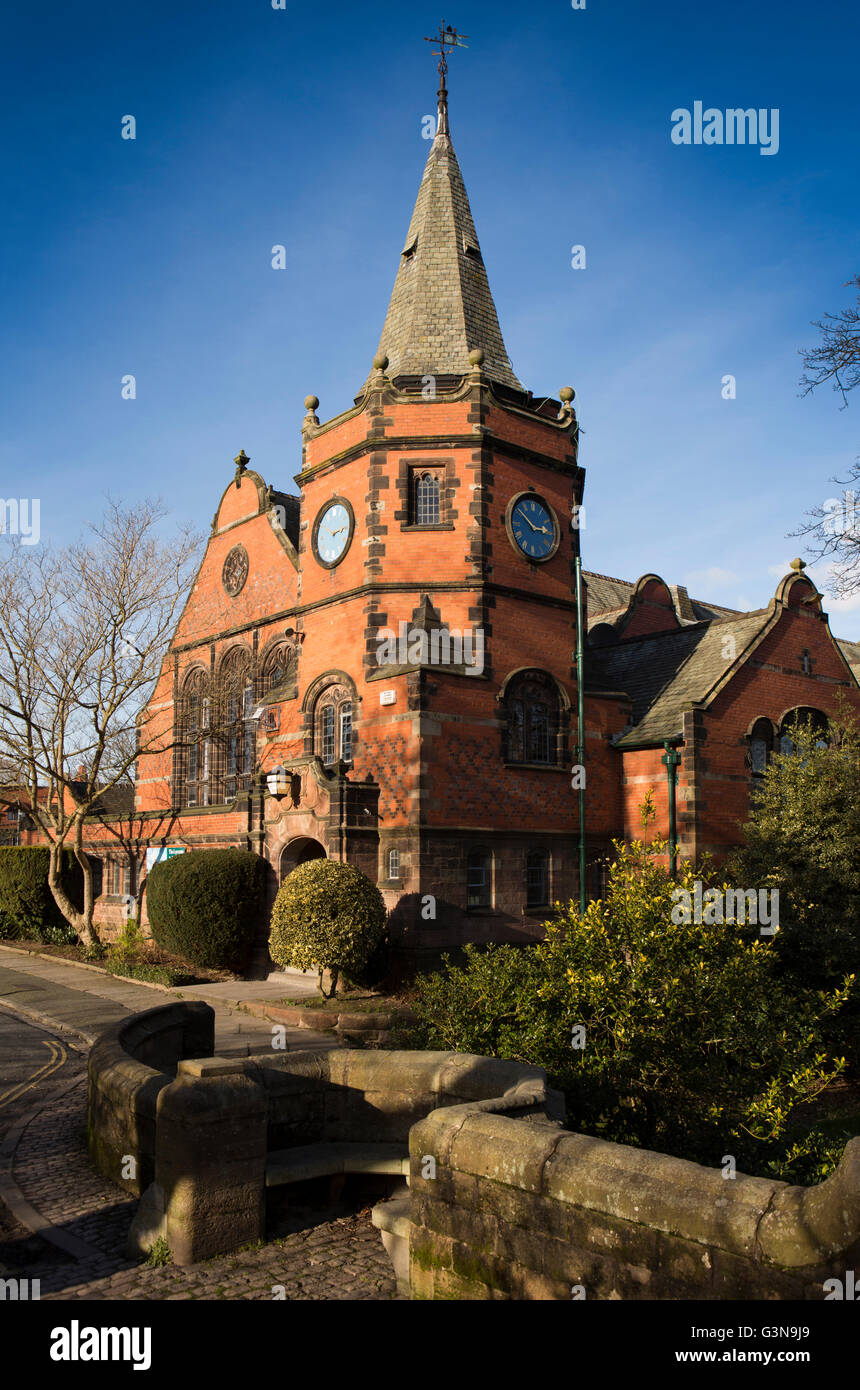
315,502 -> 352,566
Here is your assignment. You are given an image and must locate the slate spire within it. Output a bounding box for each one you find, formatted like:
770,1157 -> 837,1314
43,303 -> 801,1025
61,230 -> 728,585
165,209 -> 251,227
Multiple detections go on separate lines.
362,69 -> 523,393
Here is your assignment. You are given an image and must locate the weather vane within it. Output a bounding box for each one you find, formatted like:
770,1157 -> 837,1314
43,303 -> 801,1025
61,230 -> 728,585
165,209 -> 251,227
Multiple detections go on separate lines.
423,21 -> 469,93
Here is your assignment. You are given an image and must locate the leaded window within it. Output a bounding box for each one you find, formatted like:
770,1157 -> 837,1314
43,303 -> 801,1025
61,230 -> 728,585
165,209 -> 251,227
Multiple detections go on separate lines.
505,672 -> 561,765
180,669 -> 211,808
414,472 -> 441,526
315,683 -> 354,769
219,649 -> 255,801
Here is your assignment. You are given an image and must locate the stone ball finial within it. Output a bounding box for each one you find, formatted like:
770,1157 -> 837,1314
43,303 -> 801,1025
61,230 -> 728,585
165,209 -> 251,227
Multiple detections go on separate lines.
790,557 -> 807,572
304,395 -> 320,413
373,353 -> 389,372
469,348 -> 485,367
559,386 -> 575,404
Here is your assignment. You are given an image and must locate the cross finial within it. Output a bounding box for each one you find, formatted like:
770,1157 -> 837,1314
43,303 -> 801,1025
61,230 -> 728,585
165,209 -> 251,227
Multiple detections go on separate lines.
424,21 -> 469,137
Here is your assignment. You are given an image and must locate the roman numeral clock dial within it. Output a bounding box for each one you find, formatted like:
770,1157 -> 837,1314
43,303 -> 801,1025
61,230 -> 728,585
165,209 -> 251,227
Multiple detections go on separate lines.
506,493 -> 560,563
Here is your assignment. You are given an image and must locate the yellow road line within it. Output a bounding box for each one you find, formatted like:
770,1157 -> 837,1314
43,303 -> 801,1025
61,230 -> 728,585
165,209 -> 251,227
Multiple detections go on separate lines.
0,1039 -> 67,1110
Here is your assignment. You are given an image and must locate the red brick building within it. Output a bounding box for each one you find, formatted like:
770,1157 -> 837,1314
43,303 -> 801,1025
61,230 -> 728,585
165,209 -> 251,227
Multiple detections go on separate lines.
49,81 -> 860,961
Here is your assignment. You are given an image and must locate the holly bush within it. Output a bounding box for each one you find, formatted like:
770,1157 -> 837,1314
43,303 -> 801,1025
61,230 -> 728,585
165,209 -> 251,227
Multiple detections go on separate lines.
412,829 -> 854,1183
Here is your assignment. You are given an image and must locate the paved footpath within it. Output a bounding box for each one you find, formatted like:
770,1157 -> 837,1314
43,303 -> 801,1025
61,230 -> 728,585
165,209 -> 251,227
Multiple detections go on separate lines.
0,950 -> 399,1301
0,944 -> 328,1053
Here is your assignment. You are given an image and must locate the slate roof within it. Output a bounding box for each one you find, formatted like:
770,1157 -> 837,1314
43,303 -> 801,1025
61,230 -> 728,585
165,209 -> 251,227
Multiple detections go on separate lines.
362,91 -> 522,393
589,611 -> 771,746
837,638 -> 860,681
584,571 -> 739,628
69,782 -> 136,816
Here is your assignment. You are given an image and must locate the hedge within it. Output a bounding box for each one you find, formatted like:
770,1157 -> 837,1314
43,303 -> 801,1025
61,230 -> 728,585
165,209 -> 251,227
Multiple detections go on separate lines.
146,849 -> 266,974
0,847 -> 83,943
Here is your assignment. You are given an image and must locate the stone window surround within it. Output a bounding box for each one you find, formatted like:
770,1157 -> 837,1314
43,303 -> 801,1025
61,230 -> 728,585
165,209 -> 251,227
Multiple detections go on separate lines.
396,457 -> 459,531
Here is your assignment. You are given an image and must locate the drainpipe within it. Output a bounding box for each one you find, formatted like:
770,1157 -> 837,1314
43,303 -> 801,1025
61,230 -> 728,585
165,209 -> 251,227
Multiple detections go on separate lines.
662,741 -> 681,879
575,556 -> 587,915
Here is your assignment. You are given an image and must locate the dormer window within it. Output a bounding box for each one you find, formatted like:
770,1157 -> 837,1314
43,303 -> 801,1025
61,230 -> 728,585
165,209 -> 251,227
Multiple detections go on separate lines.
462,236 -> 482,261
402,236 -> 418,261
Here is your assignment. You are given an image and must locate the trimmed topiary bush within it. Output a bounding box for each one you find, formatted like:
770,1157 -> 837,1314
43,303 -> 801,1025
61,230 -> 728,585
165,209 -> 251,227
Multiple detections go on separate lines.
269,859 -> 387,998
0,847 -> 82,943
146,849 -> 266,974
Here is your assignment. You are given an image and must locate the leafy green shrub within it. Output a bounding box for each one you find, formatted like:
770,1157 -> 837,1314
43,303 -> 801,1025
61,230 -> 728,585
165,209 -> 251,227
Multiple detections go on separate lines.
730,709 -> 860,990
269,859 -> 386,998
146,849 -> 266,974
108,917 -> 145,966
411,830 -> 854,1184
0,847 -> 83,942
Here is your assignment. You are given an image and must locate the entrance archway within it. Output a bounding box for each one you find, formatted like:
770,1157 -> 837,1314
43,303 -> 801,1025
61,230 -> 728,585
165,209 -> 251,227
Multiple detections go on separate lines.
279,838 -> 326,881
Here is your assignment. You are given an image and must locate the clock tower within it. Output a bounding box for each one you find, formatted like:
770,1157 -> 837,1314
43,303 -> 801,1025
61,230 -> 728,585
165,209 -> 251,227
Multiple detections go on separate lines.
286,40 -> 591,952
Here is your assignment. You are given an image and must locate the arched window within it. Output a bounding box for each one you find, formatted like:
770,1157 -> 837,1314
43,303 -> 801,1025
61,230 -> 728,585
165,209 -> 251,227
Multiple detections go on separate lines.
748,718 -> 774,778
218,649 -> 255,801
414,472 -> 441,526
779,708 -> 828,758
504,671 -> 561,765
467,848 -> 492,909
315,683 -> 354,768
526,850 -> 550,910
262,643 -> 297,697
179,668 -> 211,808
388,848 -> 400,881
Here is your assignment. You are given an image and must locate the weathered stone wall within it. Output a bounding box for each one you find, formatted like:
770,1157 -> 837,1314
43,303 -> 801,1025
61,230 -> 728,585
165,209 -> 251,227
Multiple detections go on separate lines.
89,1008 -> 860,1294
233,1050 -> 563,1151
408,1107 -> 860,1300
86,1002 -> 214,1197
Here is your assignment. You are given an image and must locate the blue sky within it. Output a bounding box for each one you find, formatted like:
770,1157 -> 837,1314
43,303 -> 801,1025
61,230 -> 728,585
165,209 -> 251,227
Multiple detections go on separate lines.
2,0 -> 859,630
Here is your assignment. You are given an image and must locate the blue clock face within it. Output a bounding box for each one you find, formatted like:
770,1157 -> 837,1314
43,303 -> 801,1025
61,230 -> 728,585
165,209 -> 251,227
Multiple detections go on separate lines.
315,502 -> 352,566
510,496 -> 557,561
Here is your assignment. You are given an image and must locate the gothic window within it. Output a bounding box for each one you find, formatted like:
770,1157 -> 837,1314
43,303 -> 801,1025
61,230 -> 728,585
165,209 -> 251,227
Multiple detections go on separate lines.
218,648 -> 255,801
315,683 -> 354,768
179,668 -> 211,808
413,471 -> 441,526
388,848 -> 400,881
526,850 -> 550,910
467,848 -> 492,909
505,671 -> 561,765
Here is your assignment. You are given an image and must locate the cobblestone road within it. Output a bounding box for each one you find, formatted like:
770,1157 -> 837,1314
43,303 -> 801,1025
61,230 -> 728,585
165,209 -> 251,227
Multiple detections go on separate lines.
0,1009 -> 399,1301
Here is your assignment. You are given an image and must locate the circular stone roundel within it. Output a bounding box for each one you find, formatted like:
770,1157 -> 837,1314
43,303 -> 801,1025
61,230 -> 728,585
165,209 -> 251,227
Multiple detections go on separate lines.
222,545 -> 249,597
